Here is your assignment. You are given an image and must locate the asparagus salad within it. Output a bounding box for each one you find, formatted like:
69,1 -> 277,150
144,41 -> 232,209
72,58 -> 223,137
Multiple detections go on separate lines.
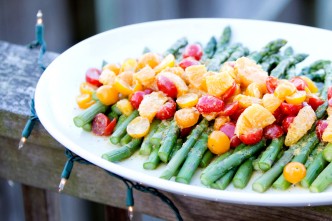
73,26 -> 332,193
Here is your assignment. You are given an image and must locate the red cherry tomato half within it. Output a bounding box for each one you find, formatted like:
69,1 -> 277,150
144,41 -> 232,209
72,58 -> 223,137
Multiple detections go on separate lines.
155,99 -> 177,120
183,43 -> 203,60
280,102 -> 303,116
239,129 -> 263,145
130,91 -> 145,109
220,122 -> 236,139
196,95 -> 224,114
263,124 -> 284,139
266,76 -> 278,93
156,75 -> 178,99
219,101 -> 239,116
329,98 -> 332,107
229,107 -> 245,122
273,107 -> 285,125
282,116 -> 295,133
230,136 -> 242,148
179,57 -> 200,70
85,68 -> 102,87
308,96 -> 325,111
290,77 -> 307,91
316,120 -> 328,141
180,126 -> 193,138
328,86 -> 332,100
92,113 -> 116,136
221,82 -> 237,101
144,88 -> 154,95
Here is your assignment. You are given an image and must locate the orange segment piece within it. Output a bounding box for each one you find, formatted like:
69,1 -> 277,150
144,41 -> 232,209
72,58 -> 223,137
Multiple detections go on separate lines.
285,105 -> 316,146
285,90 -> 306,105
103,63 -> 120,75
176,93 -> 199,108
185,65 -> 207,89
134,66 -> 156,87
213,115 -> 230,130
245,82 -> 263,98
127,116 -> 151,138
120,58 -> 137,72
99,69 -> 117,86
322,117 -> 332,142
235,104 -> 275,136
116,99 -> 134,116
137,52 -> 161,69
262,93 -> 282,113
138,91 -> 168,122
113,77 -> 133,96
206,72 -> 235,97
274,80 -> 296,100
233,94 -> 262,108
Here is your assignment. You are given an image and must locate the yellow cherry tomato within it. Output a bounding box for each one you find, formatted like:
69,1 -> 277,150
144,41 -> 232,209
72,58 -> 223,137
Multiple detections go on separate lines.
127,116 -> 150,138
274,81 -> 296,100
285,90 -> 306,105
154,54 -> 175,73
283,162 -> 306,184
116,99 -> 134,116
174,107 -> 199,129
176,93 -> 199,108
114,77 -> 133,96
96,85 -> 119,105
299,76 -> 319,93
80,82 -> 97,95
76,93 -> 95,109
137,52 -> 161,69
207,131 -> 230,155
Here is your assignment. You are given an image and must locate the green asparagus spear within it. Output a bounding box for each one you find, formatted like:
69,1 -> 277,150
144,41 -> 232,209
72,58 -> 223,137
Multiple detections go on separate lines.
82,122 -> 92,132
160,119 -> 209,180
227,46 -> 249,61
199,150 -> 215,168
120,133 -> 132,145
73,102 -> 107,127
150,120 -> 170,146
170,138 -> 183,160
301,60 -> 331,76
233,157 -> 255,189
201,36 -> 217,61
158,121 -> 180,163
310,162 -> 332,192
215,168 -> 237,190
323,143 -> 332,162
176,132 -> 209,184
115,115 -> 127,131
304,142 -> 322,168
247,39 -> 287,63
207,43 -> 241,71
200,139 -> 266,186
258,136 -> 285,171
260,54 -> 280,72
139,119 -> 161,155
102,138 -> 142,162
143,145 -> 161,170
216,25 -> 232,49
163,37 -> 188,57
110,110 -> 139,144
270,53 -> 308,79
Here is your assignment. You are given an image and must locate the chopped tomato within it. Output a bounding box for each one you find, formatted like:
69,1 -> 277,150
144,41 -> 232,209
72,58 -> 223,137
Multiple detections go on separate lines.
280,102 -> 303,116
230,136 -> 242,148
282,116 -> 295,133
290,77 -> 307,91
229,107 -> 245,122
308,96 -> 325,111
219,122 -> 236,139
92,113 -> 116,136
239,128 -> 263,145
86,68 -> 102,87
316,120 -> 328,141
179,57 -> 200,70
183,43 -> 203,60
156,75 -> 178,98
273,107 -> 285,125
219,101 -> 239,116
196,95 -> 224,114
221,82 -> 237,101
328,86 -> 332,100
156,99 -> 177,120
263,124 -> 284,139
130,91 -> 145,109
180,126 -> 193,138
266,76 -> 278,93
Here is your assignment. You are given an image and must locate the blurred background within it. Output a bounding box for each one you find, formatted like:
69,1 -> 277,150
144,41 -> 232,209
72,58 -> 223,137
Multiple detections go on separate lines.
0,0 -> 331,220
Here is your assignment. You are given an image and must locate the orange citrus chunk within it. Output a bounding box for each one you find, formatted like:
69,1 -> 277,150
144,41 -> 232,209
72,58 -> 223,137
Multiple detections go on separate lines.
157,71 -> 188,96
285,90 -> 306,105
96,85 -> 119,106
137,52 -> 161,69
322,117 -> 332,142
154,54 -> 175,73
103,63 -> 120,75
219,61 -> 236,79
200,71 -> 216,92
206,72 -> 235,97
234,57 -> 268,88
118,70 -> 134,85
138,91 -> 168,122
213,115 -> 230,130
176,93 -> 199,108
134,66 -> 156,87
285,105 -> 316,146
262,93 -> 282,113
116,99 -> 134,116
233,94 -> 262,108
235,104 -> 275,136
185,65 -> 207,89
299,76 -> 319,93
274,80 -> 296,100
174,107 -> 200,128
245,82 -> 263,98
120,58 -> 137,72
113,77 -> 133,96
99,69 -> 117,86
126,116 -> 151,138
